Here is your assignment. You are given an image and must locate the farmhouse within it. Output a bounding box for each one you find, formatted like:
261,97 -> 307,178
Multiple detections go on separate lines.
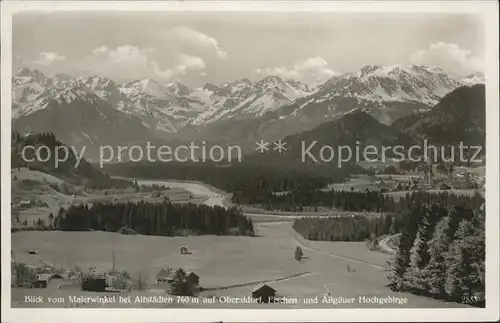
186,272 -> 200,286
19,200 -> 33,207
32,274 -> 51,288
180,246 -> 189,254
31,273 -> 63,288
82,276 -> 107,292
251,283 -> 277,303
156,269 -> 173,284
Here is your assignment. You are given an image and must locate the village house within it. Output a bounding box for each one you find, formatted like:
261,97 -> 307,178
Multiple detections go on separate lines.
32,273 -> 51,288
31,273 -> 63,288
19,200 -> 33,208
251,282 -> 277,303
155,269 -> 173,284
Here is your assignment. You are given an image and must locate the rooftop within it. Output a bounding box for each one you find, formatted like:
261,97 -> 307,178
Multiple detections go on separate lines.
251,282 -> 276,293
156,269 -> 173,278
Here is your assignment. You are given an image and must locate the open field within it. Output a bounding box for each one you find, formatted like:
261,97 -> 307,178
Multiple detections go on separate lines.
11,176 -> 471,308
11,221 -> 467,308
326,175 -> 376,191
12,223 -> 304,288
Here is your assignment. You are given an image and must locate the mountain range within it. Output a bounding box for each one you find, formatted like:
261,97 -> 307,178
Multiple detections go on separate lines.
245,83 -> 485,167
11,65 -> 484,158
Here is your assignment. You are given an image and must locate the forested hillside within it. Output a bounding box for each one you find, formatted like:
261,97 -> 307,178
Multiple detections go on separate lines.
393,84 -> 486,147
11,132 -> 133,189
54,201 -> 254,236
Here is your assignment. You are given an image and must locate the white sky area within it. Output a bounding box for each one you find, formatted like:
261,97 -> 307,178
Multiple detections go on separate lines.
13,12 -> 484,86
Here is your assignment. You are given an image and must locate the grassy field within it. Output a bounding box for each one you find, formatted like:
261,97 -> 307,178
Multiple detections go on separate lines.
326,175 -> 375,191
12,222 -> 467,308
10,173 -> 472,308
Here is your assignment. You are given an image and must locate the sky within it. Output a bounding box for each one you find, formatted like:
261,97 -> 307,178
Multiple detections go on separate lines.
12,12 -> 485,87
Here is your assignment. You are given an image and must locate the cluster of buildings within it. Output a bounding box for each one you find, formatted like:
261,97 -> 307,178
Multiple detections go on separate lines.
30,270 -> 80,289
26,261 -> 285,305
155,269 -> 200,286
370,167 -> 485,193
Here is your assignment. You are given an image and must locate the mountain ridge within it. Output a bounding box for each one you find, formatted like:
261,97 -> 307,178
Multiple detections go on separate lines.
11,66 -> 484,156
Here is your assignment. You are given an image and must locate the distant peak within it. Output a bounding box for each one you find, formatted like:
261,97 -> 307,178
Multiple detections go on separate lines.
67,80 -> 93,92
239,78 -> 253,85
262,75 -> 283,82
203,82 -> 219,91
166,80 -> 191,96
359,64 -> 383,75
17,67 -> 33,75
140,78 -> 159,85
410,64 -> 444,73
353,64 -> 454,80
51,73 -> 73,81
16,67 -> 46,79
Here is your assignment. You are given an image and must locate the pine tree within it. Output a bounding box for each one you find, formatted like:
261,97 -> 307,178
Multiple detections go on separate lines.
388,228 -> 414,291
424,216 -> 451,297
404,206 -> 442,294
168,268 -> 194,296
444,207 -> 485,304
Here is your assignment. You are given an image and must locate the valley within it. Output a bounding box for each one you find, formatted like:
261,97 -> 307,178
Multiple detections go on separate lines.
11,178 -> 468,309
9,68 -> 486,309
4,8 -> 495,323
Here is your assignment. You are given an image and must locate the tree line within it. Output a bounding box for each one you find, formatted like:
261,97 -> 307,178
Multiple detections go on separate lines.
388,204 -> 485,306
237,188 -> 484,214
53,200 -> 254,236
293,214 -> 393,242
291,192 -> 484,241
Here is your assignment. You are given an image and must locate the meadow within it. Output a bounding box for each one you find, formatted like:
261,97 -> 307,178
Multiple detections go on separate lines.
12,221 -> 467,308
11,176 -> 470,308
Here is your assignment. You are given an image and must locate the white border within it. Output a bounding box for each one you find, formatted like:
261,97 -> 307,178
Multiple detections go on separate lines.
1,1 -> 499,322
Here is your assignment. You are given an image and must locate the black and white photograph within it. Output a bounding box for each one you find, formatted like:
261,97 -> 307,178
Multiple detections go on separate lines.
1,1 -> 499,322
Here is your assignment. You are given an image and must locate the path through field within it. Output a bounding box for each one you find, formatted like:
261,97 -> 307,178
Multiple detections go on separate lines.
12,178 -> 468,308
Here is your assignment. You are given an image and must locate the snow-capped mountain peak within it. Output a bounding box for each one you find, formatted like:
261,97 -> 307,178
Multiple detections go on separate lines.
462,71 -> 485,85
13,80 -> 101,118
12,64 -> 476,145
119,78 -> 169,100
166,81 -> 192,96
315,64 -> 463,105
16,67 -> 47,82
